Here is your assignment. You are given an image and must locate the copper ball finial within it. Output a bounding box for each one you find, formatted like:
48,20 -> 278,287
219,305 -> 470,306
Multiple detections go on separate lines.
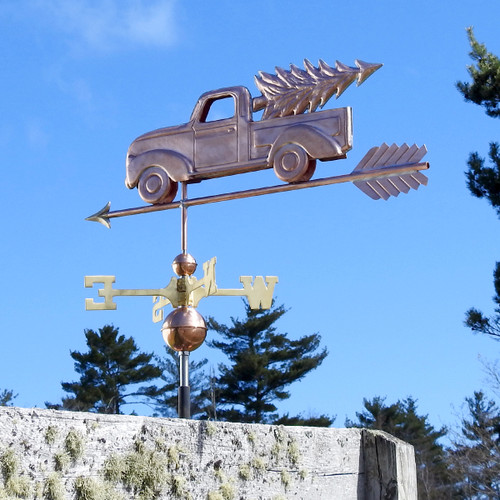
172,253 -> 197,276
161,306 -> 207,352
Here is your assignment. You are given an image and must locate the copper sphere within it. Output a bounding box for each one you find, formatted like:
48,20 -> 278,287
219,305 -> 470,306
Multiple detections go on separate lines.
162,306 -> 207,352
172,253 -> 197,276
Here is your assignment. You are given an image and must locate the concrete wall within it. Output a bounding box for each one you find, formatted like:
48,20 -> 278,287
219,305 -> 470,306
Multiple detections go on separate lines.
0,407 -> 417,499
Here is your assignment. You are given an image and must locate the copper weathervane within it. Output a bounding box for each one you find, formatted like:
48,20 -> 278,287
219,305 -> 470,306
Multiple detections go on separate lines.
85,57 -> 429,418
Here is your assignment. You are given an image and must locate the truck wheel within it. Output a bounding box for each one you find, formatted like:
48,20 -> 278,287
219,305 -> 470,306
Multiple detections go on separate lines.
273,144 -> 316,183
138,166 -> 178,204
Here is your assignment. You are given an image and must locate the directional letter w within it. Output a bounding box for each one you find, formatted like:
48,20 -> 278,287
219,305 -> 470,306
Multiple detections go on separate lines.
240,276 -> 278,310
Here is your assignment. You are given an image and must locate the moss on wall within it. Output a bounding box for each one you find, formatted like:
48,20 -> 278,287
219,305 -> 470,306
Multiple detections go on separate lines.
43,473 -> 66,500
64,428 -> 84,462
0,407 -> 398,499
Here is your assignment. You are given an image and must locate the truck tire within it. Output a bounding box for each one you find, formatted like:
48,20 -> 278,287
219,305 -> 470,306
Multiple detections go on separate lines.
273,144 -> 316,183
137,166 -> 178,204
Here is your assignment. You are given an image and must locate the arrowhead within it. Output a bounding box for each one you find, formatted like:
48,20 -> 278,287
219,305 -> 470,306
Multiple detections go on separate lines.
85,202 -> 111,228
355,60 -> 383,86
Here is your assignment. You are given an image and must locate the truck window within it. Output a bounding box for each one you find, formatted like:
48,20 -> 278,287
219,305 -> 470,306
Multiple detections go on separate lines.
199,95 -> 235,123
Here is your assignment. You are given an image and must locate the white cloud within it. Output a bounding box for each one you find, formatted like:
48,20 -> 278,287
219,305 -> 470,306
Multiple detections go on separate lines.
35,0 -> 178,52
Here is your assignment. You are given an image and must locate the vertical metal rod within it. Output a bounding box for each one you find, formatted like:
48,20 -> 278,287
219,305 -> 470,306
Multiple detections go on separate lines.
178,351 -> 190,418
179,182 -> 191,418
179,351 -> 190,386
181,182 -> 188,255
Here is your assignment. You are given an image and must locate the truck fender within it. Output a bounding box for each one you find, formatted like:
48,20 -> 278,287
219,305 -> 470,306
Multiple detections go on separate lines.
268,124 -> 343,164
126,149 -> 193,187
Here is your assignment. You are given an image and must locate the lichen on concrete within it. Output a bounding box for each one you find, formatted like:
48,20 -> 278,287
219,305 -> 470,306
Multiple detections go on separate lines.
43,473 -> 66,500
64,428 -> 84,462
74,476 -> 124,500
53,451 -> 70,472
44,425 -> 58,445
0,406 -> 417,499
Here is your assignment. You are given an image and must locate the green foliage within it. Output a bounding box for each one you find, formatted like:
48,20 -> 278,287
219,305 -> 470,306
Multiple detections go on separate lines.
464,143 -> 500,217
457,33 -> 500,497
273,412 -> 333,427
465,261 -> 500,341
0,389 -> 17,407
456,27 -> 500,118
346,396 -> 452,499
207,303 -> 329,424
449,391 -> 500,498
154,347 -> 209,418
458,29 -> 500,341
57,325 -> 162,414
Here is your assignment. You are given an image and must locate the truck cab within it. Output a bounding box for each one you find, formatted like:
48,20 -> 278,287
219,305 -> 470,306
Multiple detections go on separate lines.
189,86 -> 253,173
125,86 -> 255,204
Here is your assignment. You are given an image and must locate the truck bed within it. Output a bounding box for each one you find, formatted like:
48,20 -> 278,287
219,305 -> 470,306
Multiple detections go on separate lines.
250,107 -> 352,160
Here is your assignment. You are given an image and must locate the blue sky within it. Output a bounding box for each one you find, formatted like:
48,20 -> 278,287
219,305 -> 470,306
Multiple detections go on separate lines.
1,0 -> 499,430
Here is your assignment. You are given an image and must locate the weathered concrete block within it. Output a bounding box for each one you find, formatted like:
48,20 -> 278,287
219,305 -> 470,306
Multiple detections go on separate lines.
0,407 -> 416,499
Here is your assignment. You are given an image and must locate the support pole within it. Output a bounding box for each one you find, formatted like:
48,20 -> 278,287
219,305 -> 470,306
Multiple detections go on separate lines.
178,182 -> 191,418
178,351 -> 190,418
181,182 -> 188,255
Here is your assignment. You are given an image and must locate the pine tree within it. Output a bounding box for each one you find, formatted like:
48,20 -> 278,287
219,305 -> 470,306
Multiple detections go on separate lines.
154,347 -> 209,418
457,28 -> 500,339
207,303 -> 330,424
0,389 -> 17,406
273,412 -> 333,427
58,325 -> 162,414
346,396 -> 452,499
449,391 -> 500,498
465,262 -> 500,341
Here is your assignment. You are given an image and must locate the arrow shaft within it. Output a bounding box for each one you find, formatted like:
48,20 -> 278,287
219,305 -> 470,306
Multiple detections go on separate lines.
101,162 -> 429,221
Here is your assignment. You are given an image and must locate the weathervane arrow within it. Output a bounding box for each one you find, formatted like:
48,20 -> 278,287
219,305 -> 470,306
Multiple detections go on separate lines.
86,145 -> 428,227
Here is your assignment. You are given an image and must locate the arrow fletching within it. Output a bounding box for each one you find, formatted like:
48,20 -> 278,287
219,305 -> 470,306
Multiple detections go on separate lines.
352,143 -> 428,200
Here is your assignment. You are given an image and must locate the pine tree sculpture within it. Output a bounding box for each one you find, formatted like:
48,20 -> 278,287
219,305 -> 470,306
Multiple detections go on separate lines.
253,59 -> 382,119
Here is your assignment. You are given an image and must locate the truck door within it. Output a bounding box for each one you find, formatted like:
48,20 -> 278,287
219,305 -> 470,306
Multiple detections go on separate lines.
193,95 -> 238,170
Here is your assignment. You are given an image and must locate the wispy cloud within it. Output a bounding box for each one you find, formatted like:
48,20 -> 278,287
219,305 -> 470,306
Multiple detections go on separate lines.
34,0 -> 178,52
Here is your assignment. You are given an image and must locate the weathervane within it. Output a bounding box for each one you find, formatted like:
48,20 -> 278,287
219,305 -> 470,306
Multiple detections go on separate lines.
85,57 -> 429,418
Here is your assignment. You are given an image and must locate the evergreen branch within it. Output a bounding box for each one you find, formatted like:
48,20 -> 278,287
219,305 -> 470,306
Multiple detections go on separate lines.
456,27 -> 500,118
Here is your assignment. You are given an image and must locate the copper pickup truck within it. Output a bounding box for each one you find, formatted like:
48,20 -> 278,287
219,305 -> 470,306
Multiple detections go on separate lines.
126,86 -> 352,204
